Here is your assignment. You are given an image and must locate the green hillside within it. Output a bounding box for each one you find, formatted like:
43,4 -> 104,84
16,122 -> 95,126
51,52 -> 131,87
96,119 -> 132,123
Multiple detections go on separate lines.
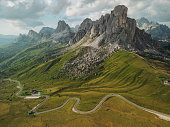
0,41 -> 67,78
0,35 -> 35,63
1,3 -> 170,127
8,49 -> 169,114
0,50 -> 170,127
82,50 -> 170,113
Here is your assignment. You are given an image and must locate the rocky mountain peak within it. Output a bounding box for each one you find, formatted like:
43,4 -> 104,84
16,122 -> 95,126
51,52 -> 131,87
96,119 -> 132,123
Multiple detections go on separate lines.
79,18 -> 93,31
28,30 -> 37,35
70,5 -> 135,45
70,5 -> 159,52
69,18 -> 93,45
56,20 -> 70,33
65,5 -> 162,77
28,30 -> 40,39
112,5 -> 127,17
50,20 -> 75,44
137,17 -> 170,40
136,17 -> 150,27
40,27 -> 55,34
39,27 -> 55,39
112,5 -> 128,26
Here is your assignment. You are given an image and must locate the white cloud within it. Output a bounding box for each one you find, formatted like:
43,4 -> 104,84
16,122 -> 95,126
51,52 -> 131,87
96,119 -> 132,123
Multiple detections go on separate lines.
52,0 -> 71,14
0,0 -> 46,27
7,1 -> 15,7
0,0 -> 170,35
45,0 -> 52,5
0,19 -> 28,35
65,0 -> 127,17
65,0 -> 170,23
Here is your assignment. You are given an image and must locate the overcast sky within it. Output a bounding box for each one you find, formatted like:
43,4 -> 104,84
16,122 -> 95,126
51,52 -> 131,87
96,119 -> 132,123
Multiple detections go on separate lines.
0,0 -> 170,35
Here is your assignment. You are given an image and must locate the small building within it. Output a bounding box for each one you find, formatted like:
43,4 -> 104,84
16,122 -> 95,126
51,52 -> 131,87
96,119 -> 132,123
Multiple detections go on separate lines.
30,90 -> 40,96
164,79 -> 170,85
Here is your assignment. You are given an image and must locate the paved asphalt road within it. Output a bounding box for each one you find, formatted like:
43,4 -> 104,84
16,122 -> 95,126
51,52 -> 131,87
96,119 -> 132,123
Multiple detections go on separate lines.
5,78 -> 170,121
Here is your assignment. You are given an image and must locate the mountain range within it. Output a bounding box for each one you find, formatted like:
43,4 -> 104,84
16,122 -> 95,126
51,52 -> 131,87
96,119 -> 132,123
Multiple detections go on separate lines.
0,5 -> 170,78
137,17 -> 170,41
0,5 -> 170,127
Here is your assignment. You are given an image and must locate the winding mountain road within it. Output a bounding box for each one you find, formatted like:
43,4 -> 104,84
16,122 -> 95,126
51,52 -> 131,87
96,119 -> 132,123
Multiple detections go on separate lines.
5,78 -> 170,121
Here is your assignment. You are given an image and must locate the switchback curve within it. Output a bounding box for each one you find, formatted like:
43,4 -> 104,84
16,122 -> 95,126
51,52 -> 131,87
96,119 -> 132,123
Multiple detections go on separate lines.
5,78 -> 170,121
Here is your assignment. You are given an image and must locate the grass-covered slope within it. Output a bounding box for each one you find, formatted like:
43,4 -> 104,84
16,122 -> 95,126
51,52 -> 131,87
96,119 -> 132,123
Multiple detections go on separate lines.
73,50 -> 170,113
84,50 -> 167,92
13,50 -> 170,114
0,80 -> 170,127
0,35 -> 37,63
0,50 -> 170,127
0,41 -> 66,78
7,48 -> 82,91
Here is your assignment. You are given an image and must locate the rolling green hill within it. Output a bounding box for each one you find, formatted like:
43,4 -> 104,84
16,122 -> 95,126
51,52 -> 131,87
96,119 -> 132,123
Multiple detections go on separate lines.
0,35 -> 38,64
0,41 -> 67,78
0,50 -> 170,127
8,49 -> 169,114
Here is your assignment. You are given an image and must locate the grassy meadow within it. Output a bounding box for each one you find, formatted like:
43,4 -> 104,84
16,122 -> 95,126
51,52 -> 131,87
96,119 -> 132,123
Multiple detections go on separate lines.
0,82 -> 169,127
0,50 -> 170,127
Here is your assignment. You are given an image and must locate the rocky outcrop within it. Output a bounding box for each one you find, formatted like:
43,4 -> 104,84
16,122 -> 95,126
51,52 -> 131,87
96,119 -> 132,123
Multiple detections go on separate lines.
40,27 -> 55,34
64,5 -> 162,78
70,5 -> 158,51
79,18 -> 93,32
69,18 -> 93,45
39,27 -> 55,39
69,29 -> 86,45
25,21 -> 75,44
88,5 -> 138,50
55,20 -> 71,33
51,20 -> 75,44
28,30 -> 41,40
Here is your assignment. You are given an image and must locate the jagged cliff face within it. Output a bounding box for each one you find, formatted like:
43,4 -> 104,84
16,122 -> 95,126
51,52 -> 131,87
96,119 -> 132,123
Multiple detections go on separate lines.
51,20 -> 75,44
69,18 -> 93,45
23,21 -> 75,44
39,27 -> 55,39
70,5 -> 157,52
28,30 -> 41,41
55,20 -> 71,33
63,5 -> 160,77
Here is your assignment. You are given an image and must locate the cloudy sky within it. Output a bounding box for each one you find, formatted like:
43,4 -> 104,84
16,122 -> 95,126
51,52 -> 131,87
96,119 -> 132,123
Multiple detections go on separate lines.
0,0 -> 170,35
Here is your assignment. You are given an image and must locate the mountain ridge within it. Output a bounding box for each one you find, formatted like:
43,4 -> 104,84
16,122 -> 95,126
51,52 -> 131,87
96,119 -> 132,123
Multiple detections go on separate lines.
137,17 -> 170,40
60,5 -> 166,77
1,5 -> 169,78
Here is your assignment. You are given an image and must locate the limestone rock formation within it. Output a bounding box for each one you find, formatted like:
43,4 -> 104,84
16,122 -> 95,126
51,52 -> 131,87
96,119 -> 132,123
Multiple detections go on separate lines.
69,18 -> 93,45
51,20 -> 75,44
64,5 -> 163,77
70,5 -> 159,52
39,27 -> 55,39
40,27 -> 55,34
55,20 -> 71,33
28,30 -> 41,40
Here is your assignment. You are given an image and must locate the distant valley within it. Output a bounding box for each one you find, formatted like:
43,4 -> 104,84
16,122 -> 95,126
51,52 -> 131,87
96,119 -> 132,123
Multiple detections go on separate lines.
0,34 -> 17,47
